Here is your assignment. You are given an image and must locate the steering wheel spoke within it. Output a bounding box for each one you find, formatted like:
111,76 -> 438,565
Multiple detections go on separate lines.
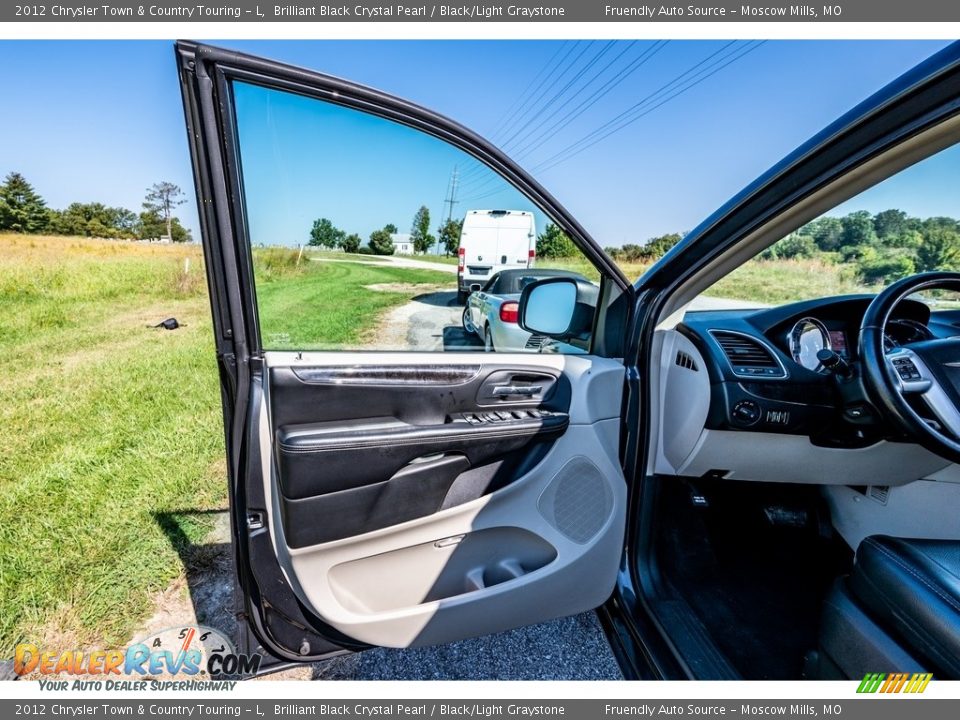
861,272 -> 960,461
888,347 -> 960,436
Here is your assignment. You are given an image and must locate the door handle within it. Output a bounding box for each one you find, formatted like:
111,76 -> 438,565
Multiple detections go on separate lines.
492,385 -> 542,397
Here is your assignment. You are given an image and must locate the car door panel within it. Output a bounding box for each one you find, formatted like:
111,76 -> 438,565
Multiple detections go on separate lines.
268,360 -> 570,543
260,351 -> 626,648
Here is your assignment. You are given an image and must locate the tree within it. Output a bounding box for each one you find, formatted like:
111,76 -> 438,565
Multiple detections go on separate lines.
644,232 -> 683,258
368,226 -> 396,255
308,217 -> 345,248
760,232 -> 817,260
384,223 -> 398,234
340,232 -> 361,254
874,209 -> 909,240
858,249 -> 916,284
0,172 -> 49,233
916,225 -> 960,272
49,202 -> 139,239
840,210 -> 878,249
143,182 -> 187,242
411,206 -> 435,254
437,218 -> 463,256
536,223 -> 577,258
806,216 -> 844,252
138,209 -> 191,243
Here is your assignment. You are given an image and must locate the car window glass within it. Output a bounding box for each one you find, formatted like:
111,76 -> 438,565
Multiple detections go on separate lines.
482,274 -> 500,293
231,80 -> 598,354
694,142 -> 960,309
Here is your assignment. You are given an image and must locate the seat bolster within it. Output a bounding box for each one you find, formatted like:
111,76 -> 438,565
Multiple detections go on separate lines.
850,535 -> 960,678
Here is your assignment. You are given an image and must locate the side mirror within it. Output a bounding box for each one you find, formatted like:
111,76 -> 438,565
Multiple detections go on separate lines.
518,278 -> 578,337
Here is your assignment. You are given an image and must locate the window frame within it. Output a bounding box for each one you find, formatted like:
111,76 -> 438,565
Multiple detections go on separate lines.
204,53 -> 630,357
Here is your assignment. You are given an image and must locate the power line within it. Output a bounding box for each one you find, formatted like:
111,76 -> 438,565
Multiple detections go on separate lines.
498,41 -> 618,152
493,41 -> 592,145
531,41 -> 739,169
460,40 -> 671,201
458,40 -> 621,198
485,41 -> 574,141
456,41 -> 582,185
531,41 -> 765,174
508,40 -> 669,162
502,40 -> 638,154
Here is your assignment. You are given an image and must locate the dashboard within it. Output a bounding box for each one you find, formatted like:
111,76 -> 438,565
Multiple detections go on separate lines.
677,294 -> 960,447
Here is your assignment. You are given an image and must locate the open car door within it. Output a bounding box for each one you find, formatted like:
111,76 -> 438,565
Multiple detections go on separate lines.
176,41 -> 635,665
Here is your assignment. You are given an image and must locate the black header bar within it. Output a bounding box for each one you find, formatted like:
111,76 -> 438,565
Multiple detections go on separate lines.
5,1 -> 960,22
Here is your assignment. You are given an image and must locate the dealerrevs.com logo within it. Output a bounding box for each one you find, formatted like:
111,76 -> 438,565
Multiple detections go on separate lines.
857,673 -> 933,694
14,625 -> 261,687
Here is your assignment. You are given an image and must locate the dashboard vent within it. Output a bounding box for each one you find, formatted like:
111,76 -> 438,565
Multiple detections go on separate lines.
675,350 -> 699,372
710,330 -> 785,378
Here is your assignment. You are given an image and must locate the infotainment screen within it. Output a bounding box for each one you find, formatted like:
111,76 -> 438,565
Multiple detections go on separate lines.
829,330 -> 847,357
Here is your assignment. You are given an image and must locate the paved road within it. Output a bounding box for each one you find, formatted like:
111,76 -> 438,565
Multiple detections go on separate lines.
313,254 -> 458,274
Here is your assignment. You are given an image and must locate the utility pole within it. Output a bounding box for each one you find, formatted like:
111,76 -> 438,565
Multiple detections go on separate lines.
443,165 -> 460,222
439,165 -> 461,255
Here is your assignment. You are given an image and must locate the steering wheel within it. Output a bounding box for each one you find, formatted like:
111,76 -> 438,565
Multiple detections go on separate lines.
860,271 -> 960,464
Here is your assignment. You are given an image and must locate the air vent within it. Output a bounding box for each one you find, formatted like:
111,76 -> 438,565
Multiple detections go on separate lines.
675,350 -> 699,372
869,485 -> 890,505
710,330 -> 786,379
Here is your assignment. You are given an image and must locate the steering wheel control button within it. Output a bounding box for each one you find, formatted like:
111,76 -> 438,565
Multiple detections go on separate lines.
893,357 -> 922,380
731,400 -> 762,426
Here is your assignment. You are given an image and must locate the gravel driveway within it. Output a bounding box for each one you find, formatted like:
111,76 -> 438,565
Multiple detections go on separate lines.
278,613 -> 622,681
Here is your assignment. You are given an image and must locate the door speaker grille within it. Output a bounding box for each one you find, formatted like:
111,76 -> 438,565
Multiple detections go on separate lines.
538,457 -> 613,544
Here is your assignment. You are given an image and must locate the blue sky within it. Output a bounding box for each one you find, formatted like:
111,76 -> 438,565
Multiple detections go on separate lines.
0,39 -> 952,247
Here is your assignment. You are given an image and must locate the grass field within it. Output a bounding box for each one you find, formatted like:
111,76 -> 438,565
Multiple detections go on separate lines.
255,251 -> 452,349
0,234 -> 451,655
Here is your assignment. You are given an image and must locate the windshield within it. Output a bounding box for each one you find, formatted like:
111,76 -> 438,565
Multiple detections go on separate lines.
693,142 -> 960,309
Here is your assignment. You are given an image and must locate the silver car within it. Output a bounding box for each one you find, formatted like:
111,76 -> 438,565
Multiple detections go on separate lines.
461,269 -> 589,352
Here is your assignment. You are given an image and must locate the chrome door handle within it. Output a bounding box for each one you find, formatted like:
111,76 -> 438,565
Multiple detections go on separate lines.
492,385 -> 542,397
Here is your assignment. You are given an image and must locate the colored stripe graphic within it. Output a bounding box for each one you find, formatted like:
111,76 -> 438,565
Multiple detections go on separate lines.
857,672 -> 932,693
857,673 -> 885,693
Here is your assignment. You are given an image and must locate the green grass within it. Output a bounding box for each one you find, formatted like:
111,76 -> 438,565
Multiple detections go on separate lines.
708,258 -> 872,306
0,235 -> 448,655
255,256 -> 452,349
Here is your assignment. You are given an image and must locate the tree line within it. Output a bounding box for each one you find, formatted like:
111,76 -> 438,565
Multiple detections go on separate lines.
309,205 -> 464,257
546,209 -> 960,282
0,172 -> 192,242
759,209 -> 960,283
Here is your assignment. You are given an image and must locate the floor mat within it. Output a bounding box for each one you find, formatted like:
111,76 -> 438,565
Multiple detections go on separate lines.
657,478 -> 852,679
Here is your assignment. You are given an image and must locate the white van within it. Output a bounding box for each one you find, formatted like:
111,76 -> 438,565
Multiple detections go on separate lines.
457,209 -> 536,304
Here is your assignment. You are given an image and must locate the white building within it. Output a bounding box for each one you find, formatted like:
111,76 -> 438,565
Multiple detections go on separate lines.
390,233 -> 414,254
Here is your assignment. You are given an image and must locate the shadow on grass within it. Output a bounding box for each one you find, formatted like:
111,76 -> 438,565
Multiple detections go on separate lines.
152,509 -> 236,641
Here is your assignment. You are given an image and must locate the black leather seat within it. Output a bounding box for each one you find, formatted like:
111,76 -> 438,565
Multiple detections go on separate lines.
848,535 -> 960,677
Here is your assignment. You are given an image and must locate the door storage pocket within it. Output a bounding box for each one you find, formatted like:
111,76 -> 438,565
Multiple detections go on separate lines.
328,527 -> 557,614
